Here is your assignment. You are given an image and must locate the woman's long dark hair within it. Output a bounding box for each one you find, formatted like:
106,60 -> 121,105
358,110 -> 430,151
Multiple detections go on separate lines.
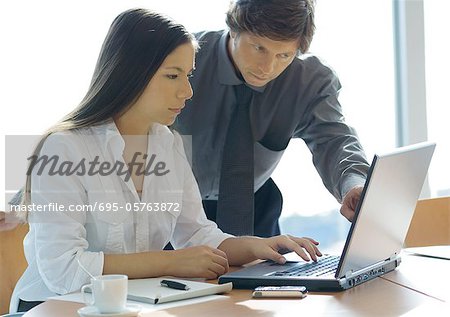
18,8 -> 195,214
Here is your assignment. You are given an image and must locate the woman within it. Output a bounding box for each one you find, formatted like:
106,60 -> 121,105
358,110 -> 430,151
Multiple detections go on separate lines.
11,8 -> 321,313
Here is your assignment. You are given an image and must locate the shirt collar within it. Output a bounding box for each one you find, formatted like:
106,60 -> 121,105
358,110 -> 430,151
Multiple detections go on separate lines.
217,30 -> 266,93
89,120 -> 174,160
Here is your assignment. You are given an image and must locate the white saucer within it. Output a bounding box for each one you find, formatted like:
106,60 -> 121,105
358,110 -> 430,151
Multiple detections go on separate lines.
77,304 -> 141,317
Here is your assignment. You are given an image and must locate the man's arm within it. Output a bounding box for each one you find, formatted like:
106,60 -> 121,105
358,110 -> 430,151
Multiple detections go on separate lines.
298,58 -> 369,217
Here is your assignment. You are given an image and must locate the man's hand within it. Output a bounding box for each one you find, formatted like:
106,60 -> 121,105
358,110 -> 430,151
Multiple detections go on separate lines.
340,186 -> 363,222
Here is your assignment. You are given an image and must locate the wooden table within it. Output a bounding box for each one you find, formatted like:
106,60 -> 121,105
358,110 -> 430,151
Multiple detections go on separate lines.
24,253 -> 450,317
381,251 -> 450,302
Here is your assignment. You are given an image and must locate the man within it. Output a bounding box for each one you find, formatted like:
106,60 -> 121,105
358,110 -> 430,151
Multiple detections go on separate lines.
173,0 -> 369,237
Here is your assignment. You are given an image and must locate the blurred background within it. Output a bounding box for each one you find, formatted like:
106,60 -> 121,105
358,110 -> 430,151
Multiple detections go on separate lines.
1,0 -> 448,252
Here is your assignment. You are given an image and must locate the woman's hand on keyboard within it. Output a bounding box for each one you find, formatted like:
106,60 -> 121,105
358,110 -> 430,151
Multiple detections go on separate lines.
252,235 -> 322,264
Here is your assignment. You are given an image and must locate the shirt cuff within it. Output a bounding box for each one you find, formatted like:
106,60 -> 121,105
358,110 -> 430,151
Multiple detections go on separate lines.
339,175 -> 367,203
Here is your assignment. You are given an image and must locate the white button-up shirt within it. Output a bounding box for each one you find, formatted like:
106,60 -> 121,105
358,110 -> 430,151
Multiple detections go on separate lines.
11,121 -> 232,312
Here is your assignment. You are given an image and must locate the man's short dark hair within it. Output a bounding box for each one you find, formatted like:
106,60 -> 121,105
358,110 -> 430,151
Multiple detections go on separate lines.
225,0 -> 316,54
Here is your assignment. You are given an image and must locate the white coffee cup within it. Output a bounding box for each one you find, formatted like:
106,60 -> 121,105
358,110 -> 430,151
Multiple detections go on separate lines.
81,274 -> 128,314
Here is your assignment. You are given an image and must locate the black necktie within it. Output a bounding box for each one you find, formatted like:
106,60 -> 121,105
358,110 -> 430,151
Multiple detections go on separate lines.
216,84 -> 254,236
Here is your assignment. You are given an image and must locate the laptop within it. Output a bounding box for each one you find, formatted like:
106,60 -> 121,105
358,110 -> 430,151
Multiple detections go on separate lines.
218,142 -> 436,291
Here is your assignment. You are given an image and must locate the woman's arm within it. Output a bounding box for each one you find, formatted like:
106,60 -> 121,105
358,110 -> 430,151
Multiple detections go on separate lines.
218,235 -> 322,266
103,245 -> 229,280
104,235 -> 321,279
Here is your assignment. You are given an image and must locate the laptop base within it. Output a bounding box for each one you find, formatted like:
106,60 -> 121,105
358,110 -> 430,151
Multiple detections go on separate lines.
219,257 -> 400,291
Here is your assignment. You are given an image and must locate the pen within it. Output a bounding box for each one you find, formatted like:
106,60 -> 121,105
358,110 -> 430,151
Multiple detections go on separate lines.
160,279 -> 190,291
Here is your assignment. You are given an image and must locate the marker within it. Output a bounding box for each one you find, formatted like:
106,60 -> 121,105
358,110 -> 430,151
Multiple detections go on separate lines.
160,279 -> 190,291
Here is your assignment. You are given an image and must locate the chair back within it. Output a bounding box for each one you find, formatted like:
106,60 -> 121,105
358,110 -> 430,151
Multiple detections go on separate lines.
0,224 -> 28,315
404,196 -> 450,247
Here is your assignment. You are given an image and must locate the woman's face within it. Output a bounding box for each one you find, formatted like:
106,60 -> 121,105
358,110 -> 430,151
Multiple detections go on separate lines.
131,42 -> 195,126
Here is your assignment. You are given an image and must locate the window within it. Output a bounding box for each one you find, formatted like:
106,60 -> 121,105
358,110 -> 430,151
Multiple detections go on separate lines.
423,0 -> 450,197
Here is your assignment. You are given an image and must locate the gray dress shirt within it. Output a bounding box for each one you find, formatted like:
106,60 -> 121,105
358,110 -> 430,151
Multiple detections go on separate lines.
173,30 -> 369,203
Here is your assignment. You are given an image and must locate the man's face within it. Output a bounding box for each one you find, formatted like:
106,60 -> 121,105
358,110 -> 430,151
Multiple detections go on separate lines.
227,31 -> 299,87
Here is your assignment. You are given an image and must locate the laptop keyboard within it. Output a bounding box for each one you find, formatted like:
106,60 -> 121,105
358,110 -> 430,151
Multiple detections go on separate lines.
269,255 -> 340,277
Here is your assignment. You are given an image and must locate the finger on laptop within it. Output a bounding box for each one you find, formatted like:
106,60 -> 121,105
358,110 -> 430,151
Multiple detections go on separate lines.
275,235 -> 322,262
265,235 -> 314,262
289,236 -> 323,261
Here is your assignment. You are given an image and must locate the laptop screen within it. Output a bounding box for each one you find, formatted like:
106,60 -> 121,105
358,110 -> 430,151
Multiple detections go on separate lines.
335,142 -> 435,278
